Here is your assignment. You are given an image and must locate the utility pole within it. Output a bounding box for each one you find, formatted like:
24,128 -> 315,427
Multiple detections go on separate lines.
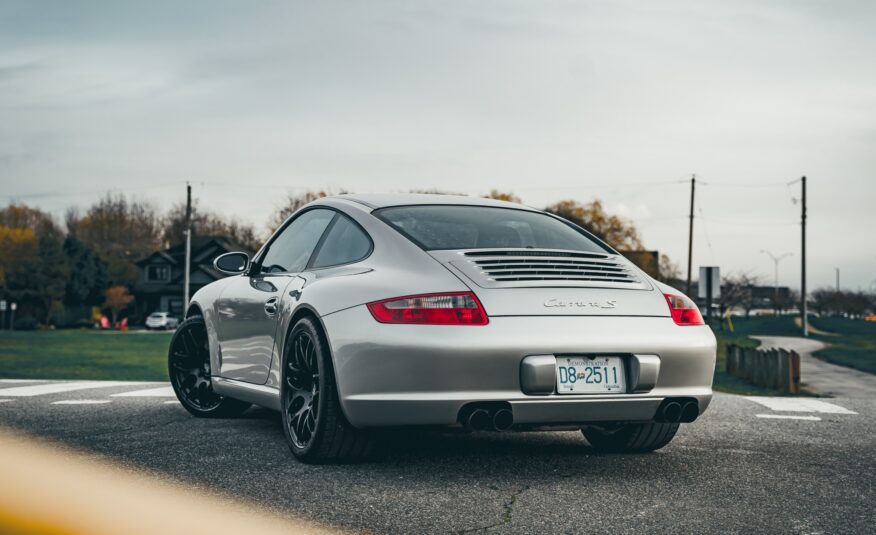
686,174 -> 696,296
183,183 -> 192,314
801,176 -> 808,337
760,250 -> 792,311
835,268 -> 840,292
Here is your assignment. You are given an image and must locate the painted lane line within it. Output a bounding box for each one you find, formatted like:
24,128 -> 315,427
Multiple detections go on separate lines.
0,379 -> 50,384
163,400 -> 180,404
52,400 -> 112,405
756,414 -> 822,421
111,386 -> 175,397
0,381 -> 136,397
0,399 -> 13,403
744,397 -> 857,414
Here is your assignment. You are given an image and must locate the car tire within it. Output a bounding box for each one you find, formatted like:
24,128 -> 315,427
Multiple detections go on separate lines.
168,315 -> 250,418
281,316 -> 375,464
582,422 -> 679,453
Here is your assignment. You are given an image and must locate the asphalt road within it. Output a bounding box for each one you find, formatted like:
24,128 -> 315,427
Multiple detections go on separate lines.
0,380 -> 874,534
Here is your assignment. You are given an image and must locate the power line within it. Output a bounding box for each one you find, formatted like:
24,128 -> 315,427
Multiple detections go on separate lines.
3,181 -> 186,200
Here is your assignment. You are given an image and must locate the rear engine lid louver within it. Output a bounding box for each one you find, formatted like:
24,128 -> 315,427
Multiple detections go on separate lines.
431,249 -> 651,290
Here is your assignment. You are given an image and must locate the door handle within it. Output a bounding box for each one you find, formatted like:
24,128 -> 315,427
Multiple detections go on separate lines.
264,297 -> 279,316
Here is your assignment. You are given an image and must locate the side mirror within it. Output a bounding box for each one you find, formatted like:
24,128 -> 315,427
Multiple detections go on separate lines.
214,252 -> 250,275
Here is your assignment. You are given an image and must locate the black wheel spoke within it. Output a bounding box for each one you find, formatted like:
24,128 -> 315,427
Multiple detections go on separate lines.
283,330 -> 320,449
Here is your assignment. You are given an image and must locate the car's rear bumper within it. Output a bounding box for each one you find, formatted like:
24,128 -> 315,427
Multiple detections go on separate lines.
322,306 -> 716,428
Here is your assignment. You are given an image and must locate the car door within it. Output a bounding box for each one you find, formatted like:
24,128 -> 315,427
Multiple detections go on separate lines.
215,208 -> 336,384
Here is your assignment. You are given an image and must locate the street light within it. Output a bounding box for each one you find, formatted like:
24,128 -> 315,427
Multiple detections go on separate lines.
760,250 -> 793,312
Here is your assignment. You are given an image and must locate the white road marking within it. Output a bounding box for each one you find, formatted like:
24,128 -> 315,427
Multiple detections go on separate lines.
163,400 -> 180,404
111,386 -> 175,397
0,379 -> 48,384
0,381 -> 135,397
745,397 -> 857,414
756,414 -> 822,421
0,399 -> 13,403
52,400 -> 112,405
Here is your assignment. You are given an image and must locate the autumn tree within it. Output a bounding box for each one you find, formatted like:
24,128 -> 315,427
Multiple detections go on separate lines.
66,194 -> 162,287
0,204 -> 69,324
163,200 -> 262,252
483,190 -> 522,203
544,199 -> 643,251
0,226 -> 40,304
103,286 -> 135,324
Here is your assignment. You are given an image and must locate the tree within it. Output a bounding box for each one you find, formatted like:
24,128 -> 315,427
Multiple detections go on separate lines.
270,190 -> 344,232
66,194 -> 162,287
0,204 -> 69,324
720,273 -> 760,319
63,235 -> 110,308
657,254 -> 682,284
33,227 -> 70,324
103,286 -> 134,324
163,200 -> 262,251
0,226 -> 40,304
0,204 -> 58,234
483,190 -> 521,203
544,199 -> 644,251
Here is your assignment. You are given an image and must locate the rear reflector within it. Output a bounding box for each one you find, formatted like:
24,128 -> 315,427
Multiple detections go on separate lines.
367,292 -> 489,325
664,293 -> 705,326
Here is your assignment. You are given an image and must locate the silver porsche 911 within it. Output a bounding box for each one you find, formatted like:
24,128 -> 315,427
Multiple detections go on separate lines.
168,194 -> 716,463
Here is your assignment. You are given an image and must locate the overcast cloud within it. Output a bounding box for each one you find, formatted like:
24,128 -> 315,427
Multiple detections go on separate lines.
1,0 -> 874,290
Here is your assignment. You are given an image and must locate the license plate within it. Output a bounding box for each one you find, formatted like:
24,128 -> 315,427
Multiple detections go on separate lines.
556,356 -> 626,394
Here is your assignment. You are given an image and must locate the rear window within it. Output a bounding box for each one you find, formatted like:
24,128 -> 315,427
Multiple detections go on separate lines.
375,205 -> 610,253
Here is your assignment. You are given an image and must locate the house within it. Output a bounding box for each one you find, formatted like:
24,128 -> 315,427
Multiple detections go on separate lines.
134,236 -> 254,318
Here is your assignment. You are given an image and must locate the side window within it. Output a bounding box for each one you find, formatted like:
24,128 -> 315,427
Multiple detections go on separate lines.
260,209 -> 335,274
311,215 -> 372,268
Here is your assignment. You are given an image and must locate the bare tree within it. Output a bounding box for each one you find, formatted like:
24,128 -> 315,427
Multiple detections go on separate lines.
720,273 -> 760,318
163,200 -> 262,251
270,190 -> 347,233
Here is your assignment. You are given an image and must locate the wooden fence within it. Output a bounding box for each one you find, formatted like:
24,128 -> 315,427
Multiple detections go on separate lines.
726,344 -> 801,394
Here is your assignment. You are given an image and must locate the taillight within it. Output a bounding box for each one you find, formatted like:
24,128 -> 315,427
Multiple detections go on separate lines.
664,293 -> 705,326
367,292 -> 489,325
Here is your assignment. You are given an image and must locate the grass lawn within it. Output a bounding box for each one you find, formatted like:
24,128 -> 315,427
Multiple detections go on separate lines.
0,329 -> 172,381
809,317 -> 876,374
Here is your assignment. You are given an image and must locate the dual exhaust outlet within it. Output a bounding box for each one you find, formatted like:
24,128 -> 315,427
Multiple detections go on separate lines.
656,399 -> 700,423
462,406 -> 514,432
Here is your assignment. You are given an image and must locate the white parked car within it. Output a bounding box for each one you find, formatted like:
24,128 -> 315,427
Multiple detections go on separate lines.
145,312 -> 180,330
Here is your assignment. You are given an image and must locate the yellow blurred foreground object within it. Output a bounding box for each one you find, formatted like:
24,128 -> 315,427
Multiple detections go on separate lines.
0,429 -> 341,535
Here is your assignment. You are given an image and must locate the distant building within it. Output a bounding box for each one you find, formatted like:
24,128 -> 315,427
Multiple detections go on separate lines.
134,237 -> 253,317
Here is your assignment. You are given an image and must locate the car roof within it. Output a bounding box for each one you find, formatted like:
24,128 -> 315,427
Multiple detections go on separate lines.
334,193 -> 541,212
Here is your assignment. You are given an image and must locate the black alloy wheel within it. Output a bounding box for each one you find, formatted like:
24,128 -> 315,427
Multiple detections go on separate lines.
168,315 -> 249,418
281,317 -> 375,463
284,329 -> 320,449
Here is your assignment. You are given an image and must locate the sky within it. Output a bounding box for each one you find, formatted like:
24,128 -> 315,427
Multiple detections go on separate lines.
1,0 -> 875,291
